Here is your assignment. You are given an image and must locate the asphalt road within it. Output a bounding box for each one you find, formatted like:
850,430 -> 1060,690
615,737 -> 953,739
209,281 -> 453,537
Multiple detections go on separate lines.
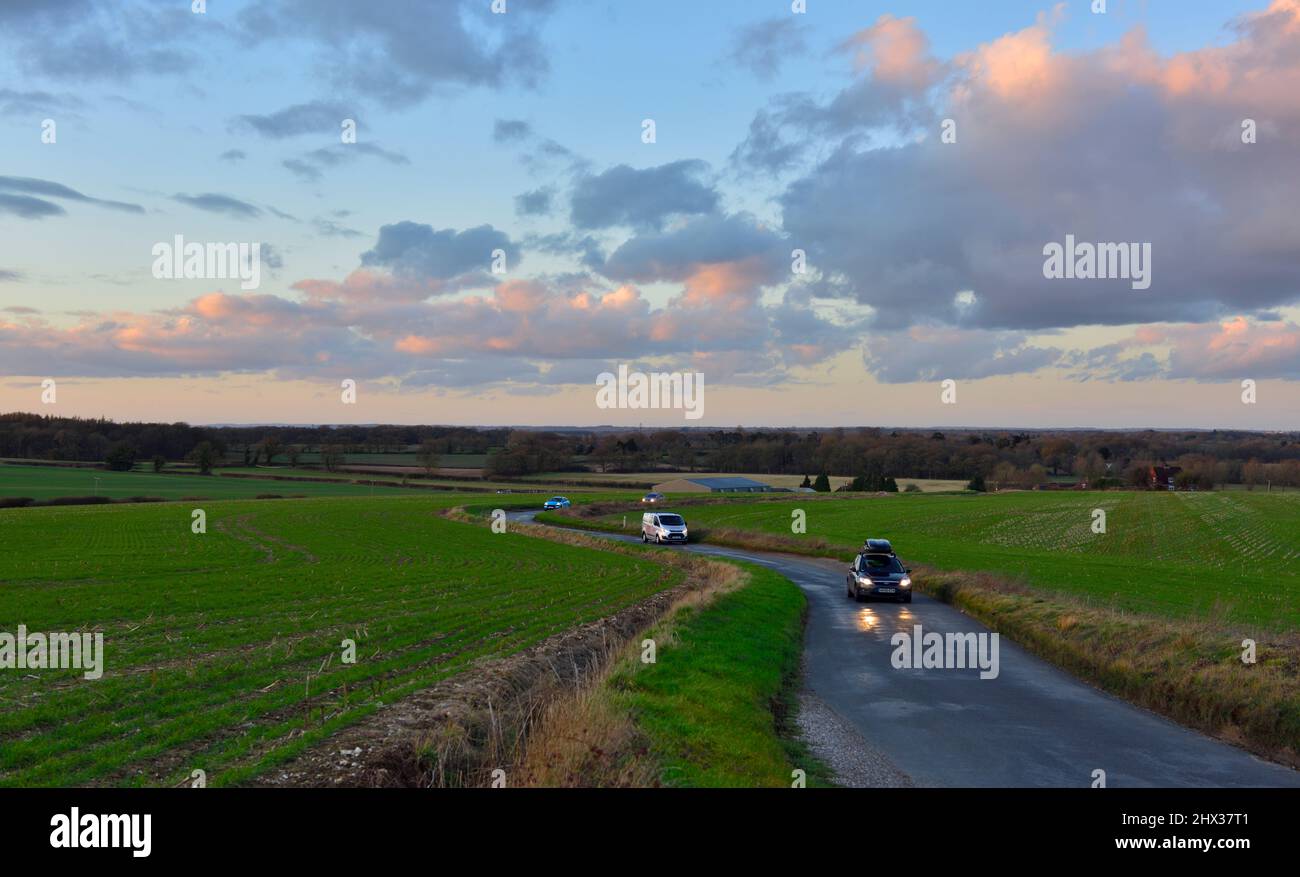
514,511 -> 1300,788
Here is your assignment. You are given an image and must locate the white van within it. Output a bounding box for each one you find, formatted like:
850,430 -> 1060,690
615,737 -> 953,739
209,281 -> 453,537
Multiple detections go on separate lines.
641,512 -> 688,544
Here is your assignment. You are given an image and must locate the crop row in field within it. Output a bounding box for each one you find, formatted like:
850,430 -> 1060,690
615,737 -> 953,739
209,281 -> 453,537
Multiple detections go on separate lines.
0,495 -> 681,786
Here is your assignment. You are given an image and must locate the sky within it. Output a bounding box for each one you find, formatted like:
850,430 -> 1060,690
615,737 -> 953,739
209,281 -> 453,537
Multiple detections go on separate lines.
1,0 -> 1298,429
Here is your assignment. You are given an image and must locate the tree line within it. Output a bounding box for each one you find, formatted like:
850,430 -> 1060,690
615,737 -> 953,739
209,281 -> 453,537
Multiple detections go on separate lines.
4,413 -> 1299,488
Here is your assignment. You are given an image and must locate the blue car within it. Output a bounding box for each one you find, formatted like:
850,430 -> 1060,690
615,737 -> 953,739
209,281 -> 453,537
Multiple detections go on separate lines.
543,496 -> 571,510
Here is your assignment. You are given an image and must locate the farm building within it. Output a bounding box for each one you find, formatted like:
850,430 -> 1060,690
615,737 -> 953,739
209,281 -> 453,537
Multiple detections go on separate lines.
1150,465 -> 1182,490
652,476 -> 777,494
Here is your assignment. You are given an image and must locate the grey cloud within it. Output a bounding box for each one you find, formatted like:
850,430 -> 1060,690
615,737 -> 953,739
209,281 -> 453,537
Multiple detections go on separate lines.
361,222 -> 519,281
494,119 -> 532,143
282,159 -> 323,183
730,17 -> 807,80
259,243 -> 284,271
239,0 -> 557,107
237,101 -> 354,139
0,194 -> 65,219
285,142 -> 410,181
172,192 -> 263,219
0,176 -> 144,214
219,149 -> 248,162
600,213 -> 787,287
0,0 -> 196,82
525,232 -> 606,271
571,161 -> 719,230
729,104 -> 804,175
314,218 -> 364,239
514,187 -> 553,217
0,87 -> 83,114
863,330 -> 1063,383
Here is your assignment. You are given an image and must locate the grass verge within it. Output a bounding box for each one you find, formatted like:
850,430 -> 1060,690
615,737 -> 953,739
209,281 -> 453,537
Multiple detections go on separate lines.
513,562 -> 828,787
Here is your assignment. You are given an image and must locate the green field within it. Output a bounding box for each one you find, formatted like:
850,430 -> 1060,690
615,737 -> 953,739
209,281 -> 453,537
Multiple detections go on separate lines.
608,491 -> 1300,627
0,464 -> 411,501
0,495 -> 681,786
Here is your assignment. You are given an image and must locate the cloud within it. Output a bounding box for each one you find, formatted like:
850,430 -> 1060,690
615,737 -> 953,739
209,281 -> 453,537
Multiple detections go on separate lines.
0,293 -> 381,380
259,244 -> 285,272
0,176 -> 144,218
219,149 -> 247,163
0,87 -> 83,114
0,260 -> 847,388
864,328 -> 1063,383
732,14 -> 942,173
0,0 -> 196,82
295,222 -> 520,303
360,221 -> 519,282
0,194 -> 65,220
313,218 -> 365,239
571,161 -> 719,230
775,2 -> 1300,333
239,0 -> 557,107
493,118 -> 532,143
283,142 -> 410,181
171,193 -> 263,220
599,213 -> 789,303
0,272 -> 26,284
282,159 -> 322,183
730,17 -> 808,80
236,101 -> 354,139
1075,317 -> 1300,381
514,187 -> 553,217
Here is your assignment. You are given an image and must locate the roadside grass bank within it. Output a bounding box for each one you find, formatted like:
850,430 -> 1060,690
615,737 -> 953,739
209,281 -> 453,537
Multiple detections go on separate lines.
515,562 -> 827,787
449,509 -> 829,787
540,508 -> 1300,769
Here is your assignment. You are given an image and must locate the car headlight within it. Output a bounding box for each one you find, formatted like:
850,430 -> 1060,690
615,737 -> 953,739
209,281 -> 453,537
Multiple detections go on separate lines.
900,577 -> 912,588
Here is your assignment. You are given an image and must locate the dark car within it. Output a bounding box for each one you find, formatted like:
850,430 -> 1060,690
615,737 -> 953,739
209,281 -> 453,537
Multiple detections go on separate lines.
846,550 -> 913,603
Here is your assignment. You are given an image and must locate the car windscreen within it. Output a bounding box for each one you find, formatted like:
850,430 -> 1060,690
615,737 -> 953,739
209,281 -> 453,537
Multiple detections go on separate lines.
548,497 -> 565,502
860,554 -> 903,573
657,515 -> 684,526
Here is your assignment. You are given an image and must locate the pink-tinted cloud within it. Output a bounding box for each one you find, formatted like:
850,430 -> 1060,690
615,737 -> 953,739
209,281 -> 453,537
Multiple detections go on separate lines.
1130,316 -> 1300,380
